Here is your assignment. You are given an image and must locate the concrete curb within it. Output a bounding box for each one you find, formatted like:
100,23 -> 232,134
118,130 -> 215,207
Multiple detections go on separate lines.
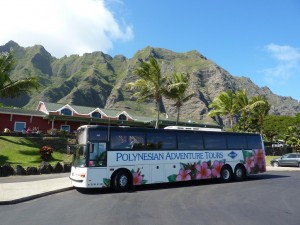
0,187 -> 74,205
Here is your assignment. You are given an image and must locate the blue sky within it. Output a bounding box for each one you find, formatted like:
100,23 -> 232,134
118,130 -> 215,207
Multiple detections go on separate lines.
0,0 -> 299,101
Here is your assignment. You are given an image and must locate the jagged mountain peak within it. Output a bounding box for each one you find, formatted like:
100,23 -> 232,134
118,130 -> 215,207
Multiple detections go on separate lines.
0,41 -> 299,123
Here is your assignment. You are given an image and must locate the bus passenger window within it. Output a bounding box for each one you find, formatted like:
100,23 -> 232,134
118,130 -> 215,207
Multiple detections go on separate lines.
227,134 -> 247,150
130,135 -> 145,150
203,133 -> 226,150
178,132 -> 204,150
247,135 -> 262,149
110,131 -> 145,150
147,132 -> 176,150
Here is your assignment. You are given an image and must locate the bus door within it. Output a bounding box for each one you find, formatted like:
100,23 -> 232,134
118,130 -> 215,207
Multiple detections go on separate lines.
89,142 -> 107,167
87,142 -> 108,187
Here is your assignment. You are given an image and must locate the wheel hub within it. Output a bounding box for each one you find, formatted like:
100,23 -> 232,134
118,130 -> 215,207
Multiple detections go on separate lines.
119,175 -> 128,187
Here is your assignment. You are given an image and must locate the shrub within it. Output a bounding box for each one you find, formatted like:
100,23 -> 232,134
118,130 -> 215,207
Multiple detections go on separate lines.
40,146 -> 54,161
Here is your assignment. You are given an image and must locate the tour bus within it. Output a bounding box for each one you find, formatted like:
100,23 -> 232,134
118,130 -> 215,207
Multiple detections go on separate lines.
69,125 -> 266,191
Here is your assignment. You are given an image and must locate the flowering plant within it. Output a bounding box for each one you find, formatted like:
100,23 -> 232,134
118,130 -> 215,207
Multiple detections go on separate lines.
40,146 -> 54,161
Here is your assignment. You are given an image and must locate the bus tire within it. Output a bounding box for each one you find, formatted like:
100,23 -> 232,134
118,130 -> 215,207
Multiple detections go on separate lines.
220,165 -> 233,183
113,170 -> 132,192
234,165 -> 246,182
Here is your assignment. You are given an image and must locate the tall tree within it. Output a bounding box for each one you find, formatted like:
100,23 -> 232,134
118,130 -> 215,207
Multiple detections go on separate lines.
0,51 -> 39,98
126,57 -> 165,128
235,90 -> 265,131
208,90 -> 238,128
250,96 -> 271,133
163,72 -> 194,125
286,126 -> 300,151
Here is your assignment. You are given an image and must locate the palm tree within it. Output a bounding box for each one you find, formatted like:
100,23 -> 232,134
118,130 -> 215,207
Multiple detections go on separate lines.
163,72 -> 194,125
250,95 -> 271,133
235,90 -> 265,131
126,57 -> 165,128
0,51 -> 39,98
208,90 -> 238,128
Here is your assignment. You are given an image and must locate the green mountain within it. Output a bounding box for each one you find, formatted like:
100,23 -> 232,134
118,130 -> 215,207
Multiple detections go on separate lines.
1,41 -> 299,125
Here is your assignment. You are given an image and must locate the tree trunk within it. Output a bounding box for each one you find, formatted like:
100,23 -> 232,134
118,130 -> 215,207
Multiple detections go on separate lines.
176,106 -> 180,125
155,99 -> 160,129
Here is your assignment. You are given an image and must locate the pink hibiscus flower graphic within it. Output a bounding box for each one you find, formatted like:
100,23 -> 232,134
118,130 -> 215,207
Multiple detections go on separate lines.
211,160 -> 224,178
176,169 -> 191,181
254,149 -> 266,171
195,161 -> 211,179
133,169 -> 144,185
244,156 -> 254,173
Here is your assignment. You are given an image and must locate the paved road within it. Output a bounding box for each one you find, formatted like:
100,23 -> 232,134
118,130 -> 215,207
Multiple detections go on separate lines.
0,171 -> 300,225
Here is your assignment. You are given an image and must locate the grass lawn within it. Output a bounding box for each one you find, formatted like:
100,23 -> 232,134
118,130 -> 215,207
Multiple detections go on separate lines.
0,136 -> 72,168
265,155 -> 279,166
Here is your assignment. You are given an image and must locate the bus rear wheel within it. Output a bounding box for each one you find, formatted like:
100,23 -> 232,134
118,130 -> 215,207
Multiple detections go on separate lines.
234,165 -> 246,182
113,171 -> 132,192
220,165 -> 233,183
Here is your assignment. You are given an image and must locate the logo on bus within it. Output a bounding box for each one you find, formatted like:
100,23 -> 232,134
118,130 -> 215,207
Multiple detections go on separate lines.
228,151 -> 238,159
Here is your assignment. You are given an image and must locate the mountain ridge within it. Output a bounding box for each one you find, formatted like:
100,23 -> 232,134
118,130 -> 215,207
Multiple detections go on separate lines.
1,41 -> 299,126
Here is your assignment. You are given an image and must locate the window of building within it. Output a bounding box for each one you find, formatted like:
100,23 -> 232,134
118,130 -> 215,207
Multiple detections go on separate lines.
61,125 -> 70,132
91,112 -> 102,119
60,108 -> 72,116
118,114 -> 127,121
14,122 -> 26,132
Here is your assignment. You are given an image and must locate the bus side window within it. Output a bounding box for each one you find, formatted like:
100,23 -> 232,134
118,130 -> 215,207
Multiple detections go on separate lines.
147,132 -> 176,150
247,135 -> 262,149
110,131 -> 145,150
227,134 -> 247,150
178,132 -> 204,150
130,135 -> 145,150
203,133 -> 227,150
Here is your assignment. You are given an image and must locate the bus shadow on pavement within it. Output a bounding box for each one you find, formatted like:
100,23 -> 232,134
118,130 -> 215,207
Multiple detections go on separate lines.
75,173 -> 290,195
246,173 -> 290,181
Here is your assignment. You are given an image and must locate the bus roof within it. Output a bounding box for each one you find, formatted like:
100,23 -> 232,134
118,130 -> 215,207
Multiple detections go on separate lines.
164,126 -> 223,132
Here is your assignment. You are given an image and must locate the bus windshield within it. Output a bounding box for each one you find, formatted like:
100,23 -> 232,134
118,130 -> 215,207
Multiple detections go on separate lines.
72,145 -> 87,167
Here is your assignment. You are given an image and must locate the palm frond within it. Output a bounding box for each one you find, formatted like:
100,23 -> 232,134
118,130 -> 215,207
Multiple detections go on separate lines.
0,77 -> 39,98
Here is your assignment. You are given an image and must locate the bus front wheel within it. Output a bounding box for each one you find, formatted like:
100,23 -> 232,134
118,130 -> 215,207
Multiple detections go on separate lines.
220,165 -> 233,183
113,171 -> 132,192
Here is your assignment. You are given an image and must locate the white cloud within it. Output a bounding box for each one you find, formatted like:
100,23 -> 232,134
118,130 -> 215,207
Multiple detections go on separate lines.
0,0 -> 133,58
261,43 -> 300,84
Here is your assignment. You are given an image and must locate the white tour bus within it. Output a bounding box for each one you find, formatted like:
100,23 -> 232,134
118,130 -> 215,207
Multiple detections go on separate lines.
69,125 -> 266,191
